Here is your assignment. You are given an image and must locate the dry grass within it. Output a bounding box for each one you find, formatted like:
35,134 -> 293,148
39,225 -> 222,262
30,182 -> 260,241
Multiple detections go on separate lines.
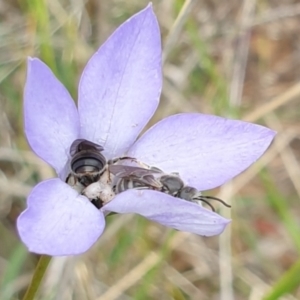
1,0 -> 300,299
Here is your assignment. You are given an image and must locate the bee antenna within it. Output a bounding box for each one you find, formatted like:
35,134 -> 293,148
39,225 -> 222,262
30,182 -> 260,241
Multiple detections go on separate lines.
200,196 -> 231,208
195,198 -> 216,212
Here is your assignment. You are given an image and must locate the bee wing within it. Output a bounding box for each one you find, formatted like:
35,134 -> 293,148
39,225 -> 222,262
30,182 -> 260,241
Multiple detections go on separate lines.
109,165 -> 162,188
109,165 -> 159,177
70,139 -> 104,156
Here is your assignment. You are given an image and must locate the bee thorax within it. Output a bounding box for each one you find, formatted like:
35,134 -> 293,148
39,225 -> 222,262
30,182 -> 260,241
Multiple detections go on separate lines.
159,175 -> 184,195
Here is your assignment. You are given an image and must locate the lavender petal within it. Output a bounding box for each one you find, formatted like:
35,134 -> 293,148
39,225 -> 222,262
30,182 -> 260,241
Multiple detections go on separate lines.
102,189 -> 230,236
78,4 -> 162,159
24,58 -> 79,177
128,113 -> 276,190
17,179 -> 105,256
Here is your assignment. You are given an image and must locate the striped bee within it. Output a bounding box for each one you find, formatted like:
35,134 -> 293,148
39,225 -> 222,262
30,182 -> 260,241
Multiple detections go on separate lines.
66,139 -> 139,208
66,139 -> 230,211
66,139 -> 115,208
109,164 -> 230,212
67,139 -> 107,187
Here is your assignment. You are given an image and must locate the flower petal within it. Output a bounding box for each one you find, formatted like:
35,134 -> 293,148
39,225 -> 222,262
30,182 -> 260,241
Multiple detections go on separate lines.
127,113 -> 276,190
24,58 -> 79,176
103,190 -> 230,236
17,179 -> 105,256
78,4 -> 162,159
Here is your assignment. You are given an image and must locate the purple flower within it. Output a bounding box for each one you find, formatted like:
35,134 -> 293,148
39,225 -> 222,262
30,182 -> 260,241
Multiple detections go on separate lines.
17,4 -> 276,256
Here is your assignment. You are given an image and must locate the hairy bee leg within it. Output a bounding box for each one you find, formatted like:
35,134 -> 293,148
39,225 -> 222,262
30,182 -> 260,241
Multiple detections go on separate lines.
100,166 -> 114,184
66,174 -> 85,194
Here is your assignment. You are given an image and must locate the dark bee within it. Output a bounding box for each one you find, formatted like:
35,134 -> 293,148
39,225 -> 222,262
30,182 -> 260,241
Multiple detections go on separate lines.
66,139 -> 138,208
66,139 -> 112,208
109,164 -> 231,212
68,139 -> 107,187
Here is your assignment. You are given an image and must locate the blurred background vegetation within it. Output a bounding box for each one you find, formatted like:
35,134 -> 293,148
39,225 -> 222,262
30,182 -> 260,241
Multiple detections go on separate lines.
1,0 -> 300,299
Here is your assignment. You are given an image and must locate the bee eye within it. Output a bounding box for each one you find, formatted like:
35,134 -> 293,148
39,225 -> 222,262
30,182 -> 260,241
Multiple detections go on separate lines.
178,186 -> 198,201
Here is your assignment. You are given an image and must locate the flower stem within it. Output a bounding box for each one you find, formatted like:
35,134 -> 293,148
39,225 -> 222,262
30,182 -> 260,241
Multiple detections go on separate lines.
22,255 -> 52,300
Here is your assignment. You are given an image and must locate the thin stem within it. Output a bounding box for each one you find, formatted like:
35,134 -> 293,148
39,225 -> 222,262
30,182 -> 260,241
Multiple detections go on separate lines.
22,255 -> 52,300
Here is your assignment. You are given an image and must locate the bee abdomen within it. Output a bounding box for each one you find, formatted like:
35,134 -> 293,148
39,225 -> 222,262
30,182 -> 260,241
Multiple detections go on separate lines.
114,178 -> 151,194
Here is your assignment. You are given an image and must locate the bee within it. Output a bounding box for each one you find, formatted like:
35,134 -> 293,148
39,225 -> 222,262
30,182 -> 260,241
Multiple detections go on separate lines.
67,139 -> 107,187
109,164 -> 231,212
66,139 -> 115,208
66,139 -> 136,208
66,140 -> 230,211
